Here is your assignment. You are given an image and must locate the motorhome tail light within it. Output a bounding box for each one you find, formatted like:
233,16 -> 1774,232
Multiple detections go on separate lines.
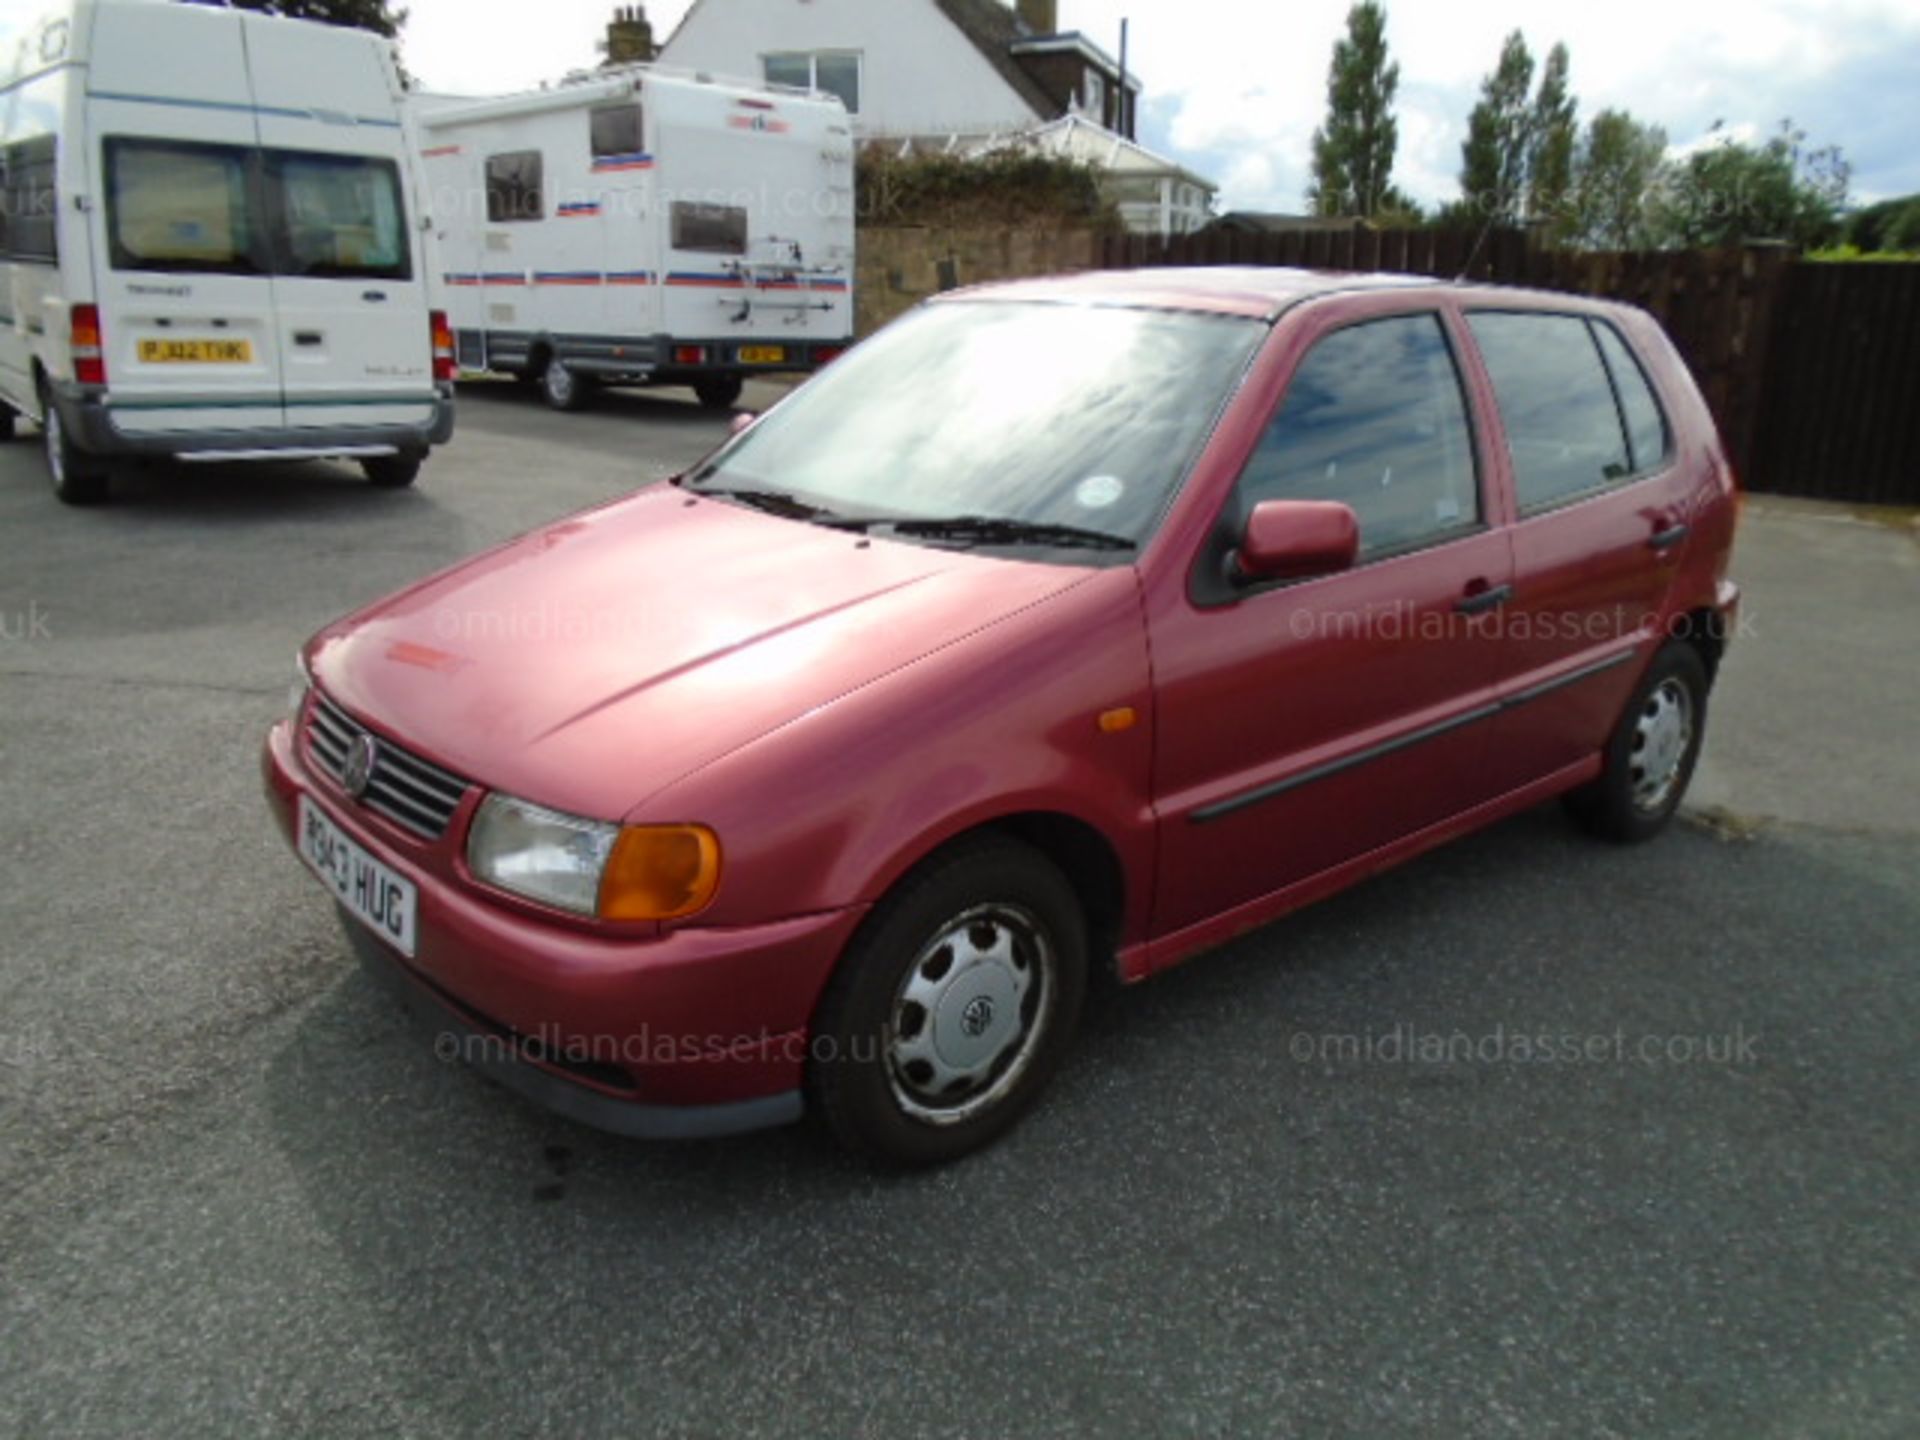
673,345 -> 708,366
814,346 -> 845,367
71,305 -> 106,387
430,311 -> 457,382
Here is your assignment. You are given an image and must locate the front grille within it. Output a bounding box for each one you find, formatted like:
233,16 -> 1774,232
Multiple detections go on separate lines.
306,693 -> 472,840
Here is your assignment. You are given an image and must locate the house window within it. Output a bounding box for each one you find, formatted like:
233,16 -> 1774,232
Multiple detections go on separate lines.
590,104 -> 644,159
485,150 -> 544,223
1083,70 -> 1106,121
762,51 -> 861,115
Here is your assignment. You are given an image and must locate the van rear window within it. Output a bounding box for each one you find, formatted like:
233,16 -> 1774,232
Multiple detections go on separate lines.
104,138 -> 412,281
671,201 -> 747,255
106,139 -> 261,274
273,152 -> 409,280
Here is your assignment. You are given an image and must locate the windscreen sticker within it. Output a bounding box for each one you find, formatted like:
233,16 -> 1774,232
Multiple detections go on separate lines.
1075,475 -> 1125,510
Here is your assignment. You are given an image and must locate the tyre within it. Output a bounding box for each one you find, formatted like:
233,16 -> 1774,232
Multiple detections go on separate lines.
541,354 -> 593,412
693,374 -> 744,410
41,387 -> 109,506
808,836 -> 1088,1166
1,406 -> 16,441
1565,641 -> 1709,843
362,454 -> 422,488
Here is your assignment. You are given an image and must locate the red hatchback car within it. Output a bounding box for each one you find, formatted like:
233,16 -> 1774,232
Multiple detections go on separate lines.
264,268 -> 1740,1164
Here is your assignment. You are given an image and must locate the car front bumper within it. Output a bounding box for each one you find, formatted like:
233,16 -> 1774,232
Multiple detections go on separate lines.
262,718 -> 865,1140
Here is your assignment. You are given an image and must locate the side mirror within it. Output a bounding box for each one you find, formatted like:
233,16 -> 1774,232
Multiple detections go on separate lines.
728,410 -> 759,437
1236,499 -> 1360,584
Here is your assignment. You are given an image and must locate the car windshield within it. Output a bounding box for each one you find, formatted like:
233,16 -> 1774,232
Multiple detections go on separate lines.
689,300 -> 1264,555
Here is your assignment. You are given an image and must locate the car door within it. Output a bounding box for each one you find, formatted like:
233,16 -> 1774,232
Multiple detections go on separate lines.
1148,301 -> 1515,946
1460,309 -> 1698,789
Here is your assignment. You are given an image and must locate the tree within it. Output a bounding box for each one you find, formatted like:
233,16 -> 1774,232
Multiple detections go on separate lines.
1527,43 -> 1577,236
1307,2 -> 1401,219
228,0 -> 407,40
1457,30 -> 1534,224
1569,109 -> 1667,249
1648,119 -> 1850,249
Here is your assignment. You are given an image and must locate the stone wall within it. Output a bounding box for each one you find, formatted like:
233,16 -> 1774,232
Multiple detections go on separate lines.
854,227 -> 1100,335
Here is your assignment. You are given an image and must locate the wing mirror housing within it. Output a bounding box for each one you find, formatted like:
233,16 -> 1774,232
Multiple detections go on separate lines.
1235,499 -> 1360,584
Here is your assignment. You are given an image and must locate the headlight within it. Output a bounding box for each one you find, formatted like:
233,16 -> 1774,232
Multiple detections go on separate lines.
288,654 -> 311,720
466,793 -> 720,921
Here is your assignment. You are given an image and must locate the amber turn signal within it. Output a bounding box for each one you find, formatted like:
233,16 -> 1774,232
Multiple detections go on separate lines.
598,825 -> 722,921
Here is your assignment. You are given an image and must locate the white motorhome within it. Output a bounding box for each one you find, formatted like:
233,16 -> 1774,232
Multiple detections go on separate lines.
415,67 -> 855,412
0,0 -> 455,505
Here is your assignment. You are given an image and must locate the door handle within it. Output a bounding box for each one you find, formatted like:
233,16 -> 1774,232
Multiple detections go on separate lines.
1649,522 -> 1691,552
293,331 -> 323,347
1454,582 -> 1513,616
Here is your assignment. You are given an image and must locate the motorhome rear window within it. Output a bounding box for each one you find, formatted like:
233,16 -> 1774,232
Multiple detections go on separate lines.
273,151 -> 410,280
486,151 -> 545,223
1,136 -> 61,263
671,201 -> 747,255
590,105 -> 644,159
105,138 -> 262,274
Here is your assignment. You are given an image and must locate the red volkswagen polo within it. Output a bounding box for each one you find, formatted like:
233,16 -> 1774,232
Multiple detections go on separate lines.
264,268 -> 1740,1164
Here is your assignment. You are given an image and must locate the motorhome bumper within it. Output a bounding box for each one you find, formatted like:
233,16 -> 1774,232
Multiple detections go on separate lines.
54,386 -> 456,460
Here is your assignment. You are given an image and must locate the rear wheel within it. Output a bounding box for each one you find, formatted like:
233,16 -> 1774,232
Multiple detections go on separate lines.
1565,642 -> 1709,843
542,355 -> 593,412
808,836 -> 1087,1166
362,454 -> 422,488
0,407 -> 16,441
41,388 -> 109,506
693,374 -> 744,410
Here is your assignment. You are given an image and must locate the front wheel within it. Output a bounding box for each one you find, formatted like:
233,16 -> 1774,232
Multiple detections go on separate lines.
808,836 -> 1088,1166
1565,641 -> 1709,843
42,393 -> 109,506
693,374 -> 744,410
542,355 -> 593,412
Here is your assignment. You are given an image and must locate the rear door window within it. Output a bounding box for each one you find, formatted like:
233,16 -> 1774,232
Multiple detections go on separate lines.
105,138 -> 263,274
271,151 -> 410,280
1591,321 -> 1671,473
671,201 -> 747,255
1238,313 -> 1482,559
1467,312 -> 1634,512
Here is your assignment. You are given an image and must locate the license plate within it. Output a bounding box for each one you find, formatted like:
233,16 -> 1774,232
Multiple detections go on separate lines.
737,345 -> 785,364
138,338 -> 254,364
298,795 -> 418,958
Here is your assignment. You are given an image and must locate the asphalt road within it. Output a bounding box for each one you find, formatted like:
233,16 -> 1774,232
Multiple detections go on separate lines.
1,385 -> 1915,1438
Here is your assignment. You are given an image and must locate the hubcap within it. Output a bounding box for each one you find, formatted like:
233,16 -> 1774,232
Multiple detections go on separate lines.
1630,678 -> 1695,813
546,360 -> 574,406
886,903 -> 1053,1126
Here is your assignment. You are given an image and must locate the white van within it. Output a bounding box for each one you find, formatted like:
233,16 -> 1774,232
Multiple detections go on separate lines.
415,66 -> 854,412
0,0 -> 455,505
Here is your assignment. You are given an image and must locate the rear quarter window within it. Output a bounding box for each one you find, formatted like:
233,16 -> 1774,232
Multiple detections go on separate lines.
1591,321 -> 1672,473
1467,311 -> 1634,513
1,135 -> 60,263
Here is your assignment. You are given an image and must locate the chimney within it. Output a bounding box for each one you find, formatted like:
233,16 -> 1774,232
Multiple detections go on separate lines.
602,5 -> 656,66
1015,0 -> 1059,36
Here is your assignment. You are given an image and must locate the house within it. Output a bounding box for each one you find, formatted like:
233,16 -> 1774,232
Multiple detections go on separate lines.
654,0 -> 1216,234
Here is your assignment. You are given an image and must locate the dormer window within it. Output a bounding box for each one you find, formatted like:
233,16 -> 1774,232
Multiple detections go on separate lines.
1083,69 -> 1106,120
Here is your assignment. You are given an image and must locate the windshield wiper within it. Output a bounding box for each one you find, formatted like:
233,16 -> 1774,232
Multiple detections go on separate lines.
700,487 -> 874,531
889,515 -> 1136,552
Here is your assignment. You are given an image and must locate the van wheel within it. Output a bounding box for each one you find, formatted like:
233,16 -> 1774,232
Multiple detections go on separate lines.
807,836 -> 1087,1166
1565,642 -> 1709,843
694,375 -> 744,410
542,356 -> 593,412
42,392 -> 109,506
362,455 -> 422,488
1,407 -> 16,441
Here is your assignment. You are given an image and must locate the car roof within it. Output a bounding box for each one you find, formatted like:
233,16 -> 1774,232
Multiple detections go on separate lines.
935,266 -> 1622,323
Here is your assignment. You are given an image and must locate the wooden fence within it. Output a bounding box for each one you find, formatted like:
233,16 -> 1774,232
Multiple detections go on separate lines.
1096,228 -> 1920,506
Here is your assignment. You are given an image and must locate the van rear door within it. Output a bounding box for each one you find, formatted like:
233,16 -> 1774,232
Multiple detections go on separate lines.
87,5 -> 287,437
243,22 -> 436,438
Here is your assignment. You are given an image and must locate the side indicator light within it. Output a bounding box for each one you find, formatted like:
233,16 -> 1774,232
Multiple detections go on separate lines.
1098,707 -> 1138,734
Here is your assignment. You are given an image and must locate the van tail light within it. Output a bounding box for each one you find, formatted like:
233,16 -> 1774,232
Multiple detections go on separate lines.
430,310 -> 457,382
72,305 -> 106,387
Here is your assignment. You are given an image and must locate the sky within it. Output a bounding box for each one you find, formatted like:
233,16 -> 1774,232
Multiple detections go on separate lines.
405,0 -> 1920,212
